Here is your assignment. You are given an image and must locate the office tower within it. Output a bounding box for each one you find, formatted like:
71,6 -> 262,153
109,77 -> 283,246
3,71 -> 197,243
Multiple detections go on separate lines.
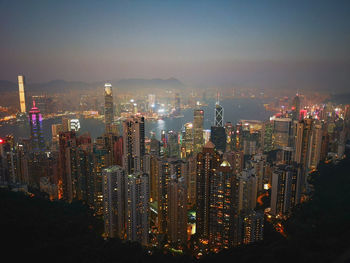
167,175 -> 187,245
214,94 -> 224,127
29,101 -> 45,152
294,118 -> 313,188
187,155 -> 197,206
123,116 -> 145,174
307,122 -> 323,170
248,154 -> 268,193
242,210 -> 264,245
104,83 -> 114,133
58,131 -> 78,201
150,135 -> 160,156
167,131 -> 179,158
193,109 -> 204,154
58,131 -> 93,203
93,146 -> 109,215
125,172 -> 149,246
18,75 -> 27,113
237,169 -> 258,213
182,122 -> 193,157
273,118 -> 292,149
261,120 -> 273,152
113,136 -> 123,166
210,126 -> 226,153
157,158 -> 187,234
270,164 -> 302,217
209,160 -> 235,250
196,141 -> 222,239
102,165 -> 126,239
149,155 -> 161,203
291,94 -> 301,121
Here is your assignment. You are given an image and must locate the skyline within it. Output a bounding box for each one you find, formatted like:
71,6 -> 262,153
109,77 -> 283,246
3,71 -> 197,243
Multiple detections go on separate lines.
1,0 -> 350,91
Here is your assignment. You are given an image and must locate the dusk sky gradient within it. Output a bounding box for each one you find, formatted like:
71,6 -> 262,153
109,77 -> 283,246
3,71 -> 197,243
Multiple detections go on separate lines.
1,0 -> 350,91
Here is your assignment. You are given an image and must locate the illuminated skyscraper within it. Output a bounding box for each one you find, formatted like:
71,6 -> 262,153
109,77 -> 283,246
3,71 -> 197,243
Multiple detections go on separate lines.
125,172 -> 149,246
270,164 -> 302,217
196,141 -> 222,239
102,165 -> 126,239
182,122 -> 193,157
193,109 -> 204,153
273,118 -> 292,149
209,160 -> 235,250
104,83 -> 114,133
210,126 -> 226,152
18,75 -> 27,113
211,95 -> 226,152
214,94 -> 224,127
123,116 -> 145,174
291,94 -> 301,121
29,101 -> 45,152
167,175 -> 187,245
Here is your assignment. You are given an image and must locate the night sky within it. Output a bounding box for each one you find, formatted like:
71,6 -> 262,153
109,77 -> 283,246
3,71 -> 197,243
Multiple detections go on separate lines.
1,0 -> 350,91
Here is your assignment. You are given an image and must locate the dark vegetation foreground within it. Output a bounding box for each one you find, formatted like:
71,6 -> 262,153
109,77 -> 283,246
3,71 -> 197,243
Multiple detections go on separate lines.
1,150 -> 350,263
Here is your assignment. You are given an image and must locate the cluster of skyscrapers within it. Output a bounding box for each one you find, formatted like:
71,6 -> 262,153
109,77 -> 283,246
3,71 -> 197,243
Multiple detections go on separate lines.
1,76 -> 350,257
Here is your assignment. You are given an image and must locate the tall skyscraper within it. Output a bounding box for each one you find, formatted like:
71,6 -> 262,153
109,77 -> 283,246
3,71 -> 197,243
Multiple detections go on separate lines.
291,94 -> 301,121
211,95 -> 226,152
104,83 -> 114,133
209,160 -> 235,250
270,164 -> 302,217
18,75 -> 27,113
210,126 -> 226,152
123,116 -> 145,174
167,175 -> 187,245
193,109 -> 204,154
196,141 -> 222,239
29,101 -> 45,152
182,122 -> 193,158
102,165 -> 126,239
273,118 -> 292,149
214,94 -> 224,127
125,172 -> 149,246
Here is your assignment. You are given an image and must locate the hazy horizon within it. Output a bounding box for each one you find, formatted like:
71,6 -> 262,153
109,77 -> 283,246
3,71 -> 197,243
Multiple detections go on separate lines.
1,0 -> 350,92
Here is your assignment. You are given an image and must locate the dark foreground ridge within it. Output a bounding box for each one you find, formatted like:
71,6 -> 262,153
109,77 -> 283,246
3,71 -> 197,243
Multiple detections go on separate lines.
1,151 -> 350,263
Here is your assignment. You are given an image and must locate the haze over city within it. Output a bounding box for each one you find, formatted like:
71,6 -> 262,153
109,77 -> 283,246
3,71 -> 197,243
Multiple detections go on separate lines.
1,1 -> 350,263
1,0 -> 350,91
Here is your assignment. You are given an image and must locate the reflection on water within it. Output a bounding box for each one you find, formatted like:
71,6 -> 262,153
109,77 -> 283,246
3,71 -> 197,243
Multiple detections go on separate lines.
0,98 -> 272,141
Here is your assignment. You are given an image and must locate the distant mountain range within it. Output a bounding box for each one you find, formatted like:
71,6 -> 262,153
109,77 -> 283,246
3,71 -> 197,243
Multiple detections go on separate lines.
0,78 -> 186,93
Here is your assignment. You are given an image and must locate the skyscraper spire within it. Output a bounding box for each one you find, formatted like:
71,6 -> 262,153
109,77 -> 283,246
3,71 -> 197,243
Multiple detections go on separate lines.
18,75 -> 27,113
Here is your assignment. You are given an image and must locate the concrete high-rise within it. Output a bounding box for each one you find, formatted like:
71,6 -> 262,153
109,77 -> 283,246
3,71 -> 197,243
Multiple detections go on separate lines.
125,172 -> 149,246
167,175 -> 187,245
196,141 -> 222,239
102,165 -> 126,239
123,116 -> 145,174
270,164 -> 302,217
273,118 -> 292,149
193,109 -> 204,154
18,75 -> 27,113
